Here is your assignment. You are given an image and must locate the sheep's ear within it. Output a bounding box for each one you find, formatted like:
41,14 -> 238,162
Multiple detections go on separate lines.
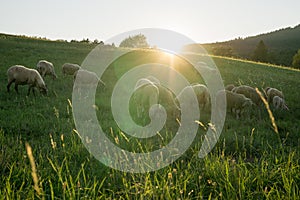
264,87 -> 270,93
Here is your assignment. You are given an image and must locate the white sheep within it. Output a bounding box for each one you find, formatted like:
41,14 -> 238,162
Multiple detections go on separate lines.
74,69 -> 105,86
37,60 -> 57,79
132,78 -> 179,120
272,96 -> 289,110
265,87 -> 284,104
132,81 -> 159,119
62,63 -> 81,75
232,85 -> 263,106
175,85 -> 198,118
192,83 -> 210,110
157,84 -> 180,118
217,90 -> 253,119
177,84 -> 210,111
134,78 -> 153,90
7,65 -> 47,95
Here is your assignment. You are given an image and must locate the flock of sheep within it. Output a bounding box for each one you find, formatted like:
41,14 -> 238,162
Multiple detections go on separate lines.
6,60 -> 288,121
6,60 -> 81,95
221,84 -> 288,119
131,77 -> 289,120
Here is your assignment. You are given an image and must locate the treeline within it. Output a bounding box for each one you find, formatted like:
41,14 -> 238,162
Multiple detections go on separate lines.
188,24 -> 300,68
0,33 -> 148,48
0,33 -> 105,45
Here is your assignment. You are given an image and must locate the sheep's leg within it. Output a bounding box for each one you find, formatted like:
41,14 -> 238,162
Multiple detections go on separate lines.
14,83 -> 19,94
27,86 -> 31,96
32,87 -> 36,96
27,85 -> 35,96
7,79 -> 14,92
235,109 -> 240,119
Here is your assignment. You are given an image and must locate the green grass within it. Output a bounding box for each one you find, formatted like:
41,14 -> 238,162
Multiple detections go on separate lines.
0,33 -> 299,199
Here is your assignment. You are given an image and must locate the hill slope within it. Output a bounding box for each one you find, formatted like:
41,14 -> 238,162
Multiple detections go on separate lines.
188,24 -> 300,66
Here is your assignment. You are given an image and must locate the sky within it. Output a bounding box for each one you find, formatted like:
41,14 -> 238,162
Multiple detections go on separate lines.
0,0 -> 299,44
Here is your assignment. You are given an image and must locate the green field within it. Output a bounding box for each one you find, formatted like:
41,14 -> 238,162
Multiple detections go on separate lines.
0,34 -> 299,199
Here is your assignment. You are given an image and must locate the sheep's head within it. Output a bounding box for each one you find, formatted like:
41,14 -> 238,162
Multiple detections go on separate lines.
40,85 -> 48,95
282,103 -> 289,111
37,66 -> 42,75
264,87 -> 271,94
242,98 -> 253,108
273,96 -> 289,111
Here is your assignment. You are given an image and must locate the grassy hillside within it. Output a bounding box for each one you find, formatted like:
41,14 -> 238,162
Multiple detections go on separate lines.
0,34 -> 299,199
187,24 -> 300,67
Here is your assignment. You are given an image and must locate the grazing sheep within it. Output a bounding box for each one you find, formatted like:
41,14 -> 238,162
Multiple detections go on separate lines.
62,63 -> 81,75
157,84 -> 180,118
7,65 -> 47,95
132,81 -> 159,119
134,78 -> 153,90
232,85 -> 263,106
37,60 -> 57,79
175,85 -> 198,116
225,84 -> 235,91
176,83 -> 210,111
272,96 -> 289,110
74,69 -> 105,86
134,76 -> 160,90
133,78 -> 179,120
192,83 -> 210,110
217,90 -> 253,119
265,87 -> 284,104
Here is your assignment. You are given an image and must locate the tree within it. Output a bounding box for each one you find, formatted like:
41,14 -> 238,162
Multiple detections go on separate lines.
292,49 -> 300,69
119,34 -> 149,48
213,45 -> 233,57
252,40 -> 268,62
80,38 -> 90,43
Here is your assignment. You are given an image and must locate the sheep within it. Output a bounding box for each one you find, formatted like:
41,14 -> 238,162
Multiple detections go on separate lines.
157,84 -> 181,118
37,60 -> 57,79
175,85 -> 198,117
134,78 -> 153,90
216,90 -> 253,119
265,87 -> 284,104
177,84 -> 210,111
134,76 -> 160,90
225,84 -> 235,91
73,69 -> 105,86
132,78 -> 179,120
62,63 -> 81,75
272,96 -> 289,110
7,65 -> 47,95
192,83 -> 210,110
232,85 -> 263,106
132,81 -> 159,119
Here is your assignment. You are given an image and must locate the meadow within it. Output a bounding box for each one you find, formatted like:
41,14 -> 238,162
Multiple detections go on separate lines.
0,34 -> 299,199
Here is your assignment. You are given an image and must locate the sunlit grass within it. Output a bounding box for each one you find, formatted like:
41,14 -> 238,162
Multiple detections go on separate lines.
0,35 -> 299,199
206,53 -> 300,72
